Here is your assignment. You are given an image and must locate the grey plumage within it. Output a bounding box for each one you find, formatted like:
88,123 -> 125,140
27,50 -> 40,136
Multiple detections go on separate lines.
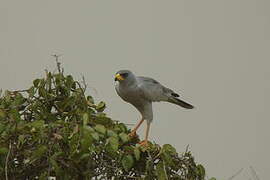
114,70 -> 194,123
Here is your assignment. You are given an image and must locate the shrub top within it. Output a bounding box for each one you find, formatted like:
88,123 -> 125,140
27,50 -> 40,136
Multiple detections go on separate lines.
0,67 -> 206,180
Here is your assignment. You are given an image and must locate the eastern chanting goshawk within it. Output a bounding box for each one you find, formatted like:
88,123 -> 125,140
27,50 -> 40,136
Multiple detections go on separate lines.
114,70 -> 194,146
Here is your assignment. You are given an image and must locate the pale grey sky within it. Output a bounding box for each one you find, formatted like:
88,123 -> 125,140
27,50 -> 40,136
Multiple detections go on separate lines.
1,0 -> 269,179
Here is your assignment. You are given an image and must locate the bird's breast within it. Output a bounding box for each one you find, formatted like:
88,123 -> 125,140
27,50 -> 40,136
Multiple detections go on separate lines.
115,84 -> 142,104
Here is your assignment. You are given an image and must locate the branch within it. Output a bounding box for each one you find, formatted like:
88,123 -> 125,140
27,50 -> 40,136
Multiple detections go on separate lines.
250,166 -> 260,180
5,142 -> 12,180
228,168 -> 243,180
52,54 -> 63,73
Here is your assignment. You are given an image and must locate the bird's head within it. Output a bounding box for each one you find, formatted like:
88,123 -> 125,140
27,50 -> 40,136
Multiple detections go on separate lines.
114,70 -> 136,83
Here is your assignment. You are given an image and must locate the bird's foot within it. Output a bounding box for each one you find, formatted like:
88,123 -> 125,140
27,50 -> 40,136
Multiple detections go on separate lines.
128,131 -> 137,138
138,140 -> 149,147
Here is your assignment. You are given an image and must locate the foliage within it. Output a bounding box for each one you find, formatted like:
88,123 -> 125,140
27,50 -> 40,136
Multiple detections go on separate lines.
0,66 -> 207,179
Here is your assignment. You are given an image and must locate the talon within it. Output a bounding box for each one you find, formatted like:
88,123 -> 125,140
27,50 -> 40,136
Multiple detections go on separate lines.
139,140 -> 149,147
128,131 -> 137,137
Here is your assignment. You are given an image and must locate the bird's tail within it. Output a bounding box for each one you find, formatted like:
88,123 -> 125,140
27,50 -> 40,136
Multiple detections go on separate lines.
168,97 -> 194,109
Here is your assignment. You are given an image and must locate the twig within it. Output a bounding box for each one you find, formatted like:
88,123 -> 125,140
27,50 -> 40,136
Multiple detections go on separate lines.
52,54 -> 62,73
185,144 -> 190,153
163,159 -> 169,180
5,142 -> 12,180
10,89 -> 29,95
250,166 -> 260,180
228,168 -> 243,180
81,74 -> 87,91
124,123 -> 135,126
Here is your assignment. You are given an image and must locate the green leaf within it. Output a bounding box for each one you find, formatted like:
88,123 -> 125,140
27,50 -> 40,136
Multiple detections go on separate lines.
83,126 -> 95,134
38,87 -> 47,97
114,123 -> 128,133
123,145 -> 133,153
197,164 -> 206,178
0,147 -> 8,155
96,101 -> 106,112
81,126 -> 94,151
31,120 -> 45,129
23,158 -> 30,164
94,124 -> 106,135
162,144 -> 177,155
32,145 -> 47,160
10,109 -> 21,122
156,161 -> 168,180
12,93 -> 26,106
79,153 -> 90,160
209,178 -> 217,180
65,75 -> 74,88
107,130 -> 118,138
0,123 -> 5,134
134,147 -> 140,161
50,158 -> 61,175
27,86 -> 35,97
18,135 -> 26,147
108,136 -> 119,151
0,109 -> 7,119
87,96 -> 94,104
91,132 -> 100,141
118,123 -> 127,132
121,155 -> 134,172
82,113 -> 89,126
81,136 -> 93,152
119,132 -> 129,143
33,79 -> 41,87
161,152 -> 174,167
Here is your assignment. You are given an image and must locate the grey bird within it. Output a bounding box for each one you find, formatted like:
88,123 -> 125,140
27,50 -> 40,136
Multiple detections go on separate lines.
114,70 -> 194,146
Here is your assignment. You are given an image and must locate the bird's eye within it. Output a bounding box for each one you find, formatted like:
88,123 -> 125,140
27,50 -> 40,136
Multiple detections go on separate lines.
121,73 -> 129,78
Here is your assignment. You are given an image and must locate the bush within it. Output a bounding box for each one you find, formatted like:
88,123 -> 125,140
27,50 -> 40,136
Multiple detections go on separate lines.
0,65 -> 206,179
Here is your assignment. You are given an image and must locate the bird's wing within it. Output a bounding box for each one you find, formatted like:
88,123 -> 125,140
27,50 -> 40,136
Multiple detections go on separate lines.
137,76 -> 177,102
136,76 -> 194,109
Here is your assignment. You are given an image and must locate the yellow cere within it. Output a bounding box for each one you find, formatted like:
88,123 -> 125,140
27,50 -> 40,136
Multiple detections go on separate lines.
115,73 -> 125,81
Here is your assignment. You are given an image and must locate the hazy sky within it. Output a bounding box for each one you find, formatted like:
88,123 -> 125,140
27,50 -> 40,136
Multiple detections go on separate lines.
1,0 -> 269,179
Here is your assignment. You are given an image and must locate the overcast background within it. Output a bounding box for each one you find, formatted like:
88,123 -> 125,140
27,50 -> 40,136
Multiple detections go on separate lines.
1,0 -> 269,179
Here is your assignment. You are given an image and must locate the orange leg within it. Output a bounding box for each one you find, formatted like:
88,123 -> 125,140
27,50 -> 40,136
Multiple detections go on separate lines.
129,119 -> 144,137
139,122 -> 150,146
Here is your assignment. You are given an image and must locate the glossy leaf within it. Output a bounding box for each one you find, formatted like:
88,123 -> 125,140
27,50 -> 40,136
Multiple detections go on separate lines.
94,124 -> 106,134
107,129 -> 118,138
121,155 -> 134,172
162,144 -> 177,155
134,147 -> 140,161
119,132 -> 129,143
33,79 -> 41,87
96,101 -> 106,112
197,164 -> 206,178
108,136 -> 119,151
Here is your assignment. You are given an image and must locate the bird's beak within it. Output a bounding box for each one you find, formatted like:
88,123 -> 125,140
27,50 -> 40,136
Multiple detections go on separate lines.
115,73 -> 124,81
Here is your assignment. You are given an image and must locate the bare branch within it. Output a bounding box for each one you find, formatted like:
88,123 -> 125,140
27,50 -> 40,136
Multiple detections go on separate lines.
81,74 -> 87,91
5,142 -> 12,180
228,168 -> 243,180
250,166 -> 260,180
185,144 -> 190,153
51,54 -> 62,73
